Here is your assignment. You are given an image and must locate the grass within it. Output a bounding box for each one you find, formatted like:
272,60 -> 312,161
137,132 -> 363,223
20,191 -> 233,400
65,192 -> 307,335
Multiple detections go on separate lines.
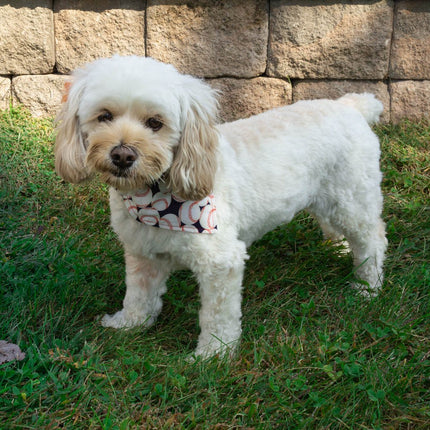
0,107 -> 429,429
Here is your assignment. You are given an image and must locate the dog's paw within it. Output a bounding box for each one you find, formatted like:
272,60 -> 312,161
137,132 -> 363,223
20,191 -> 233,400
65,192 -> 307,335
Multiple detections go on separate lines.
193,338 -> 239,361
101,311 -> 131,329
101,310 -> 154,329
351,282 -> 381,299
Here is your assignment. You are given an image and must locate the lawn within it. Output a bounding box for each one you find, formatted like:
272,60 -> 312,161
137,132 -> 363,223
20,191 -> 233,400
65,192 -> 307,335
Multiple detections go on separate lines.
0,107 -> 429,429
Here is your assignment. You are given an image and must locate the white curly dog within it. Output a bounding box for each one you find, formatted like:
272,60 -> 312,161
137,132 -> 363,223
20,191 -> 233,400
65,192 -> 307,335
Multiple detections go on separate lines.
55,55 -> 387,358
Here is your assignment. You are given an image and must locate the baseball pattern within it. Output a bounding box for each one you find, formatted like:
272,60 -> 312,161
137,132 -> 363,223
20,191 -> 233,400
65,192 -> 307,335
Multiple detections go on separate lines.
122,183 -> 217,234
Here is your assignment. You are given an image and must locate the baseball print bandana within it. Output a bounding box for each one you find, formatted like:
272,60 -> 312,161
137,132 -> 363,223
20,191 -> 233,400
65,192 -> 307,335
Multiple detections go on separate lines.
121,182 -> 217,234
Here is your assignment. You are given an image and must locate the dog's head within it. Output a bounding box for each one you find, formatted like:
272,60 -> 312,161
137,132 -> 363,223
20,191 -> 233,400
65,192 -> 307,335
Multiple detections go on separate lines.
54,56 -> 219,200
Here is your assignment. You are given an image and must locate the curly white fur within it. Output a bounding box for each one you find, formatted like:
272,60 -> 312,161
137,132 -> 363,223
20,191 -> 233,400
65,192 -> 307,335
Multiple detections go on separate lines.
55,56 -> 387,358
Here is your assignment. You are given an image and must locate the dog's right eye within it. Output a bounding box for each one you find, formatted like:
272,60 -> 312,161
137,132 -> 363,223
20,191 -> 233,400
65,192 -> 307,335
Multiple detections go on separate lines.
98,111 -> 113,122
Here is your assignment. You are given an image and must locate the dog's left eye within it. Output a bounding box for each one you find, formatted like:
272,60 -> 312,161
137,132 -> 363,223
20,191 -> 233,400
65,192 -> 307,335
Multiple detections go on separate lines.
98,111 -> 113,122
146,117 -> 163,131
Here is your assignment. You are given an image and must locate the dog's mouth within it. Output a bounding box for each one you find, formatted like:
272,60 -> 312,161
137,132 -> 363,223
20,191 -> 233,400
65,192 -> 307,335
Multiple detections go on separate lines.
99,168 -> 152,192
111,167 -> 131,178
89,158 -> 166,193
85,140 -> 171,193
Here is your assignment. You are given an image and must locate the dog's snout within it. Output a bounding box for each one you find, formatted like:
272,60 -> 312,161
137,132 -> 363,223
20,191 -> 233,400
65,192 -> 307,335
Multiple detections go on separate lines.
110,145 -> 138,169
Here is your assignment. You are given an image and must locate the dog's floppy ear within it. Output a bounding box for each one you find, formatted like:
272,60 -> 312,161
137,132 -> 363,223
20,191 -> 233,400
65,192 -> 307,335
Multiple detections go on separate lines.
167,78 -> 219,201
54,76 -> 91,183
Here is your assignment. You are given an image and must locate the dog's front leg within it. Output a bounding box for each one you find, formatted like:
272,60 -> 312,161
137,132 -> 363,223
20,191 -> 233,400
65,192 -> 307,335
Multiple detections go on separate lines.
101,252 -> 170,329
193,257 -> 245,359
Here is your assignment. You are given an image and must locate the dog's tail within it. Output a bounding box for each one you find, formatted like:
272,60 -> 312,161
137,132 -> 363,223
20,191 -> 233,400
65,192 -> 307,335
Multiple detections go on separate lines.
337,93 -> 383,125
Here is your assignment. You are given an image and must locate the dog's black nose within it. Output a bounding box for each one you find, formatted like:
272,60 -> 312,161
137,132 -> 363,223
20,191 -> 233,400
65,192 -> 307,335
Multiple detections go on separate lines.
110,145 -> 137,169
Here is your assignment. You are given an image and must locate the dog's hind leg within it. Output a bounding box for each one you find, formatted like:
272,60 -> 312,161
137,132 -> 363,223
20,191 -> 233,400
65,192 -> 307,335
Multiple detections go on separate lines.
317,218 -> 351,254
317,210 -> 387,297
101,252 -> 171,329
311,197 -> 387,297
345,217 -> 387,297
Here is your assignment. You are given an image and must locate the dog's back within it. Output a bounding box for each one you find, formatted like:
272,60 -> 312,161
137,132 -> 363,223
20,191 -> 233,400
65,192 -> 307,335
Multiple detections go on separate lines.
216,94 -> 383,245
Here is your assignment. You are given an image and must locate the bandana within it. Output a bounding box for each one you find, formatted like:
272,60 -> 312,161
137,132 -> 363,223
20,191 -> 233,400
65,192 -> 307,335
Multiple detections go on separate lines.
121,182 -> 217,234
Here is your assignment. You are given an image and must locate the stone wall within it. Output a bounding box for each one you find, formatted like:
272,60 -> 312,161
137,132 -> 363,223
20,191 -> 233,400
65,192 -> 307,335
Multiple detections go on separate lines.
1,0 -> 429,123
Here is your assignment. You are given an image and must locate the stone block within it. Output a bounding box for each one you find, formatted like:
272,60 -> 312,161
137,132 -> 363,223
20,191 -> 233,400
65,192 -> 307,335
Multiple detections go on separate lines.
268,0 -> 393,79
147,0 -> 268,78
12,75 -> 71,117
293,80 -> 390,122
55,0 -> 145,74
390,1 -> 430,79
209,78 -> 292,123
0,1 -> 55,74
0,78 -> 11,111
390,80 -> 430,123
